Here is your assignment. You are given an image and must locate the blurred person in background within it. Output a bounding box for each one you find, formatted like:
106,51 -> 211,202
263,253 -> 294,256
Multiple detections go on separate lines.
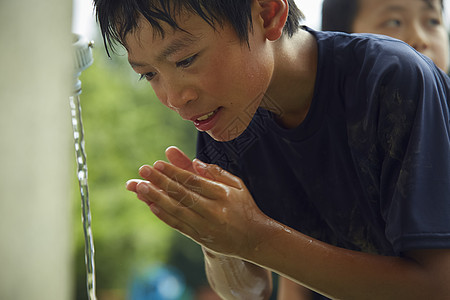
322,0 -> 449,73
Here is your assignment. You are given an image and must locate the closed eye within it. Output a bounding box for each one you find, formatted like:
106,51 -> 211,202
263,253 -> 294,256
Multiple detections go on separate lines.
176,54 -> 198,68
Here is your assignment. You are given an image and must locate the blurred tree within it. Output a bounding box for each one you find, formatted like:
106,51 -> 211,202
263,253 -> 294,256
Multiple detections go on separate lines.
71,44 -> 198,299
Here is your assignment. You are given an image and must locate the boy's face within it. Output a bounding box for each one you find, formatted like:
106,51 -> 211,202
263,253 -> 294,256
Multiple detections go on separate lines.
352,0 -> 449,72
126,11 -> 273,142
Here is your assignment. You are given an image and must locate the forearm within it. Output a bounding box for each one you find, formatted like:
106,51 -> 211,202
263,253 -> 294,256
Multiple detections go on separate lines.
202,247 -> 273,300
129,154 -> 449,299
245,220 -> 447,300
277,276 -> 313,300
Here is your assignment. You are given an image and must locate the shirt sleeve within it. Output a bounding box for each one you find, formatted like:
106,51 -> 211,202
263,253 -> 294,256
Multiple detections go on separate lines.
371,45 -> 450,254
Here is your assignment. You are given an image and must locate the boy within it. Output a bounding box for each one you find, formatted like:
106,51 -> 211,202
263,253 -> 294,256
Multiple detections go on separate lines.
322,0 -> 449,73
94,0 -> 450,299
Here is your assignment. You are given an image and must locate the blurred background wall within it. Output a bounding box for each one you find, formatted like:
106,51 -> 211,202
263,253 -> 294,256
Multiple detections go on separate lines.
0,1 -> 74,300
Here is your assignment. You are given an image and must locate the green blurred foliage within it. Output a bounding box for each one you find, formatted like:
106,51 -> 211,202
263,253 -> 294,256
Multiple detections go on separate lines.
71,44 -> 206,299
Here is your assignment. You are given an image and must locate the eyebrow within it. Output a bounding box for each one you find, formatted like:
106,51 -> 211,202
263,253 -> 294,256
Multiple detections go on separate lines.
381,0 -> 438,14
381,5 -> 407,13
129,34 -> 200,68
158,34 -> 200,61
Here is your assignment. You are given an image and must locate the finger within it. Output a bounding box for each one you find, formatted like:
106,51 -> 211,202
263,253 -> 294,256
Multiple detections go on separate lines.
139,163 -> 210,208
147,161 -> 227,200
127,179 -> 166,194
135,181 -> 201,239
165,146 -> 195,173
165,146 -> 225,183
136,180 -> 198,211
126,179 -> 146,192
192,159 -> 243,189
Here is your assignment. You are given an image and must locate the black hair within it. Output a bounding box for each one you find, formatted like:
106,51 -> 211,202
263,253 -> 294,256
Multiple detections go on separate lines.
94,0 -> 305,55
322,0 -> 445,33
321,0 -> 358,32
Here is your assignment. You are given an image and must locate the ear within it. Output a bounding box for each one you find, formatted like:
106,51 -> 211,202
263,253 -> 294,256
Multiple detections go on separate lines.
257,0 -> 289,41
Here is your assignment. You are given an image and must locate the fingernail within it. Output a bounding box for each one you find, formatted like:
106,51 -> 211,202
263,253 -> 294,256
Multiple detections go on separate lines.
125,180 -> 134,189
139,166 -> 151,177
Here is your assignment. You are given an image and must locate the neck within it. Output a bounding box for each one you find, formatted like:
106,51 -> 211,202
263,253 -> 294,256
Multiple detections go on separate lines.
263,29 -> 318,129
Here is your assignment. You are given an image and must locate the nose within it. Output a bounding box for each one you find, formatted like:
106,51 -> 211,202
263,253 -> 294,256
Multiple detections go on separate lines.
406,22 -> 429,52
159,79 -> 198,111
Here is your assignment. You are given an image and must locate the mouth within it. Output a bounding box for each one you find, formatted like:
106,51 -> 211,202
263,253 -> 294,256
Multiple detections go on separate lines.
192,108 -> 221,131
196,110 -> 217,122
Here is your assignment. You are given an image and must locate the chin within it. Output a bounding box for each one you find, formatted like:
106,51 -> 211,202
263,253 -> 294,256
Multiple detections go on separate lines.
207,123 -> 248,142
206,108 -> 258,142
207,131 -> 243,142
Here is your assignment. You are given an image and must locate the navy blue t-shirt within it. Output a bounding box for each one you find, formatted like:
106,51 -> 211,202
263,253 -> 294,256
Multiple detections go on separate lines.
196,28 -> 450,258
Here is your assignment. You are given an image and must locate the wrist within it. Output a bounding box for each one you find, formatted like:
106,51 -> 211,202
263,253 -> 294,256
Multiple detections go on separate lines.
243,217 -> 297,264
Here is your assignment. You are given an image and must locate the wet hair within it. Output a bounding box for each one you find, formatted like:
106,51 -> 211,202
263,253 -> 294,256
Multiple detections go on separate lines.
94,0 -> 305,55
322,0 -> 445,32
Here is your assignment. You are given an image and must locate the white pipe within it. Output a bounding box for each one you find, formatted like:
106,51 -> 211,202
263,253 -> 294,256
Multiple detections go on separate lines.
0,1 -> 74,299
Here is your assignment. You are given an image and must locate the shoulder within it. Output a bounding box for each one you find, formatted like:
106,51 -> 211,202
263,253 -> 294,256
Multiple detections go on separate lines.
306,27 -> 435,81
309,27 -> 413,57
315,29 -> 448,103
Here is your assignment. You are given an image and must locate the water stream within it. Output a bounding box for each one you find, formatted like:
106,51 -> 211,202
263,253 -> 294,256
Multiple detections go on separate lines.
70,93 -> 97,300
71,34 -> 96,300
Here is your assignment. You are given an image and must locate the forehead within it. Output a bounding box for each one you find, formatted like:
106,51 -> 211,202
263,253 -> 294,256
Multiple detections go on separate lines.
358,0 -> 442,12
125,13 -> 211,66
125,12 -> 190,49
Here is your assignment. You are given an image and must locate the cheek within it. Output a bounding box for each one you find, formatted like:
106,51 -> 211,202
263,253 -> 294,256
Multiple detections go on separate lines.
352,17 -> 378,34
230,52 -> 272,95
150,82 -> 171,109
197,64 -> 229,99
198,55 -> 248,98
430,31 -> 449,72
198,46 -> 272,109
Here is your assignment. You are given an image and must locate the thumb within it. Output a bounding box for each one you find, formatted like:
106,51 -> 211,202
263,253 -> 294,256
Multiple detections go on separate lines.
192,158 -> 243,189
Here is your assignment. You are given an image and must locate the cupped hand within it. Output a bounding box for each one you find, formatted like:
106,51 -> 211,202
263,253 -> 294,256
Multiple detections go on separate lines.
126,146 -> 268,258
